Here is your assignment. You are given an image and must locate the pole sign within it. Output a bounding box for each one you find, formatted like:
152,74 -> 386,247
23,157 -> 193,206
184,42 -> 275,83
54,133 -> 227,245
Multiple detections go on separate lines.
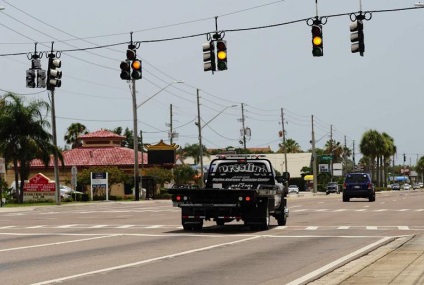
71,166 -> 78,188
90,172 -> 108,201
23,173 -> 55,202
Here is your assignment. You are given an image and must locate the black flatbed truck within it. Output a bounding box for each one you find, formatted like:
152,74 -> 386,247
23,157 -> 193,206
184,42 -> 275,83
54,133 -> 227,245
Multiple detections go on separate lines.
168,154 -> 289,231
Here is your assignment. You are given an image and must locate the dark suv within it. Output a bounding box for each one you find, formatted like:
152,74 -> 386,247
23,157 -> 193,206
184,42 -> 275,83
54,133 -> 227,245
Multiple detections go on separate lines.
342,173 -> 375,202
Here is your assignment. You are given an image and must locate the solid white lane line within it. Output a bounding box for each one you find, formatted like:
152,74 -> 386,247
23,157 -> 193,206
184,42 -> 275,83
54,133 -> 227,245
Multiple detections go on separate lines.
30,236 -> 260,285
0,235 -> 118,252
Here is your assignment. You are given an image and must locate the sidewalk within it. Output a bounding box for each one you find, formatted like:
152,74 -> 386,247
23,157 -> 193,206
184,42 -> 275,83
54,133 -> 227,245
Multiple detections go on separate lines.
308,233 -> 424,285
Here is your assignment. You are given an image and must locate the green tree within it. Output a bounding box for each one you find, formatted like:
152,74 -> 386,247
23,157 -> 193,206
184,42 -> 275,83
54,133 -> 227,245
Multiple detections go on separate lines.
416,156 -> 424,182
180,143 -> 209,164
77,166 -> 130,196
324,139 -> 344,163
381,133 -> 396,187
278,138 -> 302,153
64,123 -> 88,149
0,93 -> 63,203
144,167 -> 173,189
360,130 -> 381,183
173,165 -> 197,185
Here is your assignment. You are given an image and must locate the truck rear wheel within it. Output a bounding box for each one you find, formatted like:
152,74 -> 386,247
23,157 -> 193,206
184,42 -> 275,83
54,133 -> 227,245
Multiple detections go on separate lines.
277,214 -> 287,226
259,205 -> 270,231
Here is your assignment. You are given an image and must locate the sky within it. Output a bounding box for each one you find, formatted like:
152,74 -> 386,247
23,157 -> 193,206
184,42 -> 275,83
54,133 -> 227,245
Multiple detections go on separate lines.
0,0 -> 423,167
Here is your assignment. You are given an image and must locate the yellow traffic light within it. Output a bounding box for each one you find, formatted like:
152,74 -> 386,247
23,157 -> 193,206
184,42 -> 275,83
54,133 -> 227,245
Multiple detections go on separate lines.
132,60 -> 141,70
131,59 -> 142,80
311,24 -> 323,57
217,50 -> 227,60
216,40 -> 228,71
313,36 -> 322,46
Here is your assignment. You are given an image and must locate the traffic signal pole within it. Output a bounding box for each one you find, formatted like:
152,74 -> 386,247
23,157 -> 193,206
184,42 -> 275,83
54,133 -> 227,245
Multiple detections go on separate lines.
132,79 -> 140,201
50,89 -> 60,205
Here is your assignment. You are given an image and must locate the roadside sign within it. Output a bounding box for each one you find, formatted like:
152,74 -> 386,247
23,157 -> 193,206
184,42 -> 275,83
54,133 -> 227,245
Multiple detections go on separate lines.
71,166 -> 77,175
320,155 -> 333,162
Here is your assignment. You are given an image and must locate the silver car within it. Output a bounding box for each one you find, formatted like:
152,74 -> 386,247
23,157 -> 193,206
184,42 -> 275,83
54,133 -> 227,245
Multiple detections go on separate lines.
288,185 -> 299,194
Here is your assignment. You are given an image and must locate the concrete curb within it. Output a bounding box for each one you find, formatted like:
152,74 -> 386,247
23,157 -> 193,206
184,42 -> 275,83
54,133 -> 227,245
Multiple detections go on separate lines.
307,235 -> 415,285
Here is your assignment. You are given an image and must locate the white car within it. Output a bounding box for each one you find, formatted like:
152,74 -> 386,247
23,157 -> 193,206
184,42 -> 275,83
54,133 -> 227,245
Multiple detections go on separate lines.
288,185 -> 299,194
402,183 -> 411,190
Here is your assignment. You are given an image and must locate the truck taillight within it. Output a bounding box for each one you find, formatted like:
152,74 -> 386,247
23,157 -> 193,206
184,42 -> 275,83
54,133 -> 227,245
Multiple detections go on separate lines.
343,183 -> 347,189
245,196 -> 251,202
176,195 -> 182,201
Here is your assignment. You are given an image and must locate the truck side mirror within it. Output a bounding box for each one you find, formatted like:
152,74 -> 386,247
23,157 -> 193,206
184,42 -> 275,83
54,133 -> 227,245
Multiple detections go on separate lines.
282,172 -> 290,181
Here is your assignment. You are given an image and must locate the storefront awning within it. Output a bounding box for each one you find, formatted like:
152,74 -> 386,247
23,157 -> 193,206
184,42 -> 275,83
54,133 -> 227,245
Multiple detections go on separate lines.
304,175 -> 313,181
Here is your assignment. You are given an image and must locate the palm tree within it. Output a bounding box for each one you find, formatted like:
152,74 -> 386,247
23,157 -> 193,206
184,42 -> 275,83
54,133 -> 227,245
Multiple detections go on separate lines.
360,130 -> 381,182
416,156 -> 424,182
0,93 -> 63,203
381,132 -> 396,187
181,143 -> 209,164
278,138 -> 302,153
324,139 -> 344,163
64,123 -> 88,149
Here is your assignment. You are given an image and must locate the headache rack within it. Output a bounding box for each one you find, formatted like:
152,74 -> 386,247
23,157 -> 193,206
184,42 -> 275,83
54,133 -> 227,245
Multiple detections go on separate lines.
215,154 -> 267,159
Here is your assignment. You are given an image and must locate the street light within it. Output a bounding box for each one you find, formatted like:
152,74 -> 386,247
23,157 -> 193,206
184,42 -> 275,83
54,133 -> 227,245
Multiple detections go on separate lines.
196,92 -> 237,187
201,104 -> 237,129
132,80 -> 183,200
137,80 -> 184,109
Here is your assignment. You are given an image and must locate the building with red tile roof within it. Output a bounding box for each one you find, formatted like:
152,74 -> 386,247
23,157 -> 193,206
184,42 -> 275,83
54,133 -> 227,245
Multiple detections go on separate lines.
5,130 -> 147,196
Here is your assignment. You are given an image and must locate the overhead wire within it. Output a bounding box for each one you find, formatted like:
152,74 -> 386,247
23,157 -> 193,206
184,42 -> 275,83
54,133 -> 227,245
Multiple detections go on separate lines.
2,2 -> 419,151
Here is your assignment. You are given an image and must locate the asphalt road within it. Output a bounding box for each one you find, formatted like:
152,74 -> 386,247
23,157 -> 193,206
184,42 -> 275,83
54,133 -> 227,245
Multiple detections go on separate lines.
0,189 -> 423,285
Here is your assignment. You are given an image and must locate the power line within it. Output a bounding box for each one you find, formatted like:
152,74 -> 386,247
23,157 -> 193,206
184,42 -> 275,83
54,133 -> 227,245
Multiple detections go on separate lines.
1,6 -> 422,57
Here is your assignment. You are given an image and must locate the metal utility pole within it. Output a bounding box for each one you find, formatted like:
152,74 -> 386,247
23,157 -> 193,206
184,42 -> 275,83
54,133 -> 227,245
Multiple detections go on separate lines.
344,135 -> 347,176
132,79 -> 140,201
311,115 -> 317,193
169,104 -> 173,144
280,108 -> 288,173
353,140 -> 356,169
330,124 -> 333,181
281,108 -> 288,191
241,103 -> 246,150
197,89 -> 204,187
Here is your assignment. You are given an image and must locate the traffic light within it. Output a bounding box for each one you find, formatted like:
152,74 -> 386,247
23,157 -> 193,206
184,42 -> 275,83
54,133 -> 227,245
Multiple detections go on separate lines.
216,40 -> 228,70
120,60 -> 131,80
311,23 -> 323,57
26,69 -> 36,88
350,20 -> 364,56
47,56 -> 62,91
131,59 -> 142,80
126,44 -> 137,61
37,69 -> 46,88
202,41 -> 216,72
